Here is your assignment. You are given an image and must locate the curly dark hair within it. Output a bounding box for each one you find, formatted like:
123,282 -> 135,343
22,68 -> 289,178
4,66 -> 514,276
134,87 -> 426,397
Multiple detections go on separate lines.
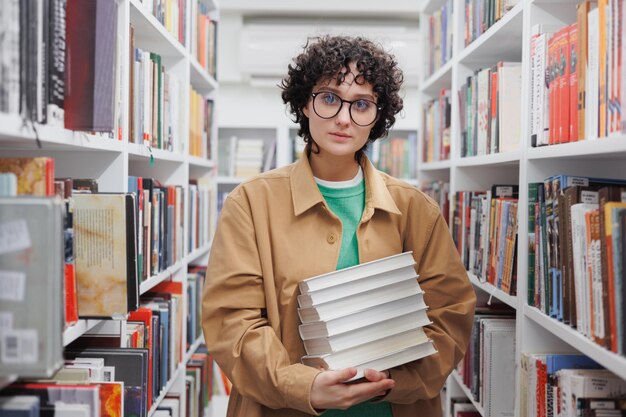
280,35 -> 404,161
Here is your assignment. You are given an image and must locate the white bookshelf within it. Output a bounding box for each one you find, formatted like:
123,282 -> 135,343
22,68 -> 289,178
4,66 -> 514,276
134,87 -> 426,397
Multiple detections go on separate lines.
0,0 -> 219,415
418,0 -> 626,415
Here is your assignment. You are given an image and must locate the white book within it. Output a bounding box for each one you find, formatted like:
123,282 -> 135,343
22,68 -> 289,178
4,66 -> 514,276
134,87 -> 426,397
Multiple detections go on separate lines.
298,294 -> 428,340
303,310 -> 432,355
498,63 -> 522,152
481,319 -> 516,417
297,276 -> 422,323
302,340 -> 437,381
297,264 -> 420,308
298,251 -> 415,294
302,327 -> 429,370
560,369 -> 626,416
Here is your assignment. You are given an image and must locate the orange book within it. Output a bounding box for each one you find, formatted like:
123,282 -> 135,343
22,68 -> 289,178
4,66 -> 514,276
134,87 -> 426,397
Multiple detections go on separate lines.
577,2 -> 592,140
569,24 -> 579,141
98,382 -> 123,417
556,27 -> 570,143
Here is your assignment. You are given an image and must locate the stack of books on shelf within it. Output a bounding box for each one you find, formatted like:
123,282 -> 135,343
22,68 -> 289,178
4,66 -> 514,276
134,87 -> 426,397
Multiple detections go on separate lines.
528,174 -> 626,355
424,0 -> 453,77
368,133 -> 417,180
421,180 -> 450,224
456,302 -> 516,417
519,353 -> 626,417
452,184 -> 519,295
464,0 -> 520,46
0,0 -> 120,136
458,62 -> 522,157
529,0 -> 626,147
191,2 -> 218,79
297,252 -> 436,380
422,88 -> 451,162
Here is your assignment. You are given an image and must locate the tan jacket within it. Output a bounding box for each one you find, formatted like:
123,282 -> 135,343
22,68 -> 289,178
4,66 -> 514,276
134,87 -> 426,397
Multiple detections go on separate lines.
202,155 -> 476,417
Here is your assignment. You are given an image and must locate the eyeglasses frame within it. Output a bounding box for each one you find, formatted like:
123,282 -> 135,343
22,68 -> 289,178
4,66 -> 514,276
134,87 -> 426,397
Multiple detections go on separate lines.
310,92 -> 382,127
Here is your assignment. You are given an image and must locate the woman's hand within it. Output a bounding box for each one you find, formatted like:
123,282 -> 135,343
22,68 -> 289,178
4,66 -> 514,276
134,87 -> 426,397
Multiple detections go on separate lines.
310,368 -> 395,410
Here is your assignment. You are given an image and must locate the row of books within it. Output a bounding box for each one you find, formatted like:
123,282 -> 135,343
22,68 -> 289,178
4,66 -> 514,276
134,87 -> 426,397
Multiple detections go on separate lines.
425,0 -> 454,78
136,0 -> 188,46
191,3 -> 218,79
297,252 -> 437,380
456,307 -> 516,417
452,185 -> 519,295
530,0 -> 626,147
188,178 -> 216,255
528,175 -> 626,355
519,353 -> 626,417
464,0 -> 519,47
420,180 -> 451,225
189,89 -> 214,159
129,35 -> 185,153
0,0 -> 120,134
218,136 -> 276,178
187,268 -> 206,351
458,62 -> 522,157
367,134 -> 418,180
422,88 -> 451,162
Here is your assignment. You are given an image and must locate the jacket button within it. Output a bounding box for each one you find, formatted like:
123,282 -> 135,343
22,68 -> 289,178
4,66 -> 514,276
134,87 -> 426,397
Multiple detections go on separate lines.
327,233 -> 336,244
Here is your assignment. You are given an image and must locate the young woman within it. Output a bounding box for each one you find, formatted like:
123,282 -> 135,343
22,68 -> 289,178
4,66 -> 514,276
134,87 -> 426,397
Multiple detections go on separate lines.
202,35 -> 476,417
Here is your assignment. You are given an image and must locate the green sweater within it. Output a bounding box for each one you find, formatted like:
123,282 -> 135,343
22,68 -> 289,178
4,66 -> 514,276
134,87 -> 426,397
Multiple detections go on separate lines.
316,176 -> 393,417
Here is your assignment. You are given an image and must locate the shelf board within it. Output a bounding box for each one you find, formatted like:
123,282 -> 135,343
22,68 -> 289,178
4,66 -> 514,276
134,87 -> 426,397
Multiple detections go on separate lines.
128,143 -> 186,163
468,272 -> 517,310
456,150 -> 521,167
188,155 -> 217,169
129,0 -> 187,60
420,59 -> 454,95
0,113 -> 123,152
63,319 -> 103,347
524,305 -> 626,380
419,159 -> 451,171
217,176 -> 245,185
190,58 -> 218,94
457,3 -> 524,68
527,135 -> 626,160
186,242 -> 212,264
450,371 -> 485,416
140,261 -> 184,295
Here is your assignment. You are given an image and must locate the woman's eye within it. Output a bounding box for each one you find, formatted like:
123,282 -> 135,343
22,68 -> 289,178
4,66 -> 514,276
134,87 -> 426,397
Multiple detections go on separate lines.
354,100 -> 371,111
322,93 -> 338,105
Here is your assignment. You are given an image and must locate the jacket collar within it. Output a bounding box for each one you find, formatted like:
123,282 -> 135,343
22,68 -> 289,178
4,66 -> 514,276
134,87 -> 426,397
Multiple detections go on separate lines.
290,154 -> 402,217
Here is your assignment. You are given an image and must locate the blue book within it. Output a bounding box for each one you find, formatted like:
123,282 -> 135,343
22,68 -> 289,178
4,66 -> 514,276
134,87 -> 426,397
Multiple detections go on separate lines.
545,354 -> 601,374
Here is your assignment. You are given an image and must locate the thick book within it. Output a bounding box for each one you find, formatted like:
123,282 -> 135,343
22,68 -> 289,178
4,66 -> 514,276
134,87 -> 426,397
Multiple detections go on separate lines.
73,193 -> 138,318
302,340 -> 437,381
297,276 -> 423,324
303,310 -> 432,355
297,263 -> 419,308
0,197 -> 64,378
298,251 -> 415,294
298,293 -> 428,340
64,0 -> 117,131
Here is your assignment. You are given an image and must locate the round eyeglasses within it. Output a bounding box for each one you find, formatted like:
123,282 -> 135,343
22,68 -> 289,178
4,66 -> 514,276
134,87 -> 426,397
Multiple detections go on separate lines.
310,92 -> 381,127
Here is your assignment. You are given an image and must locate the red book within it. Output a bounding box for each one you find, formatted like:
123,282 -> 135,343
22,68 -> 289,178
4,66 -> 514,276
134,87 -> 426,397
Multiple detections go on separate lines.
548,35 -> 557,144
557,27 -> 570,143
128,308 -> 153,406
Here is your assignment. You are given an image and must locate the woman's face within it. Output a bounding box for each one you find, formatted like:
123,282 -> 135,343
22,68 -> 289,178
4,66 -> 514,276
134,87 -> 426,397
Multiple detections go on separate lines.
303,63 -> 378,160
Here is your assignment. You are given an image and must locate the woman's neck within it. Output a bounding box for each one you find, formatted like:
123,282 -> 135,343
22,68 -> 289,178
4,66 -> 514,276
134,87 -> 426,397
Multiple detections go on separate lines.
309,153 -> 360,181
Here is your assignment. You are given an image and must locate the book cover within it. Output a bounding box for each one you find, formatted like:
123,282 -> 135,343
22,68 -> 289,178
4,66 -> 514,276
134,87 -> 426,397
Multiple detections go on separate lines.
73,193 -> 138,318
0,157 -> 54,196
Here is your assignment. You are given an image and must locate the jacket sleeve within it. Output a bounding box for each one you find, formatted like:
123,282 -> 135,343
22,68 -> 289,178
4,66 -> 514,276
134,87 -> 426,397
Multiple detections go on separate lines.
384,196 -> 476,404
201,193 -> 322,414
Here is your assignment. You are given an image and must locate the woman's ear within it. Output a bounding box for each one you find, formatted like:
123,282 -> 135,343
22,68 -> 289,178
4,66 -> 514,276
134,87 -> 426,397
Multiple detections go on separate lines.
302,105 -> 310,119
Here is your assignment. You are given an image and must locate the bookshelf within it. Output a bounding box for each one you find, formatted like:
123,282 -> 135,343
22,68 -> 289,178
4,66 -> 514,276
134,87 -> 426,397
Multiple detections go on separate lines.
0,0 -> 219,415
418,0 -> 626,414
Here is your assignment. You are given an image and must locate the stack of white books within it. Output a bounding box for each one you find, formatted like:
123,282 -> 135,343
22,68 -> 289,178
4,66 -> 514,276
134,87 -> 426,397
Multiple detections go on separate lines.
298,251 -> 437,380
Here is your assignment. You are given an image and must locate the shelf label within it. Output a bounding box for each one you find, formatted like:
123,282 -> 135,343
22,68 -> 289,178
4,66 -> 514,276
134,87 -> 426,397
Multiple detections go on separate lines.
0,219 -> 31,255
0,271 -> 26,302
1,329 -> 38,364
